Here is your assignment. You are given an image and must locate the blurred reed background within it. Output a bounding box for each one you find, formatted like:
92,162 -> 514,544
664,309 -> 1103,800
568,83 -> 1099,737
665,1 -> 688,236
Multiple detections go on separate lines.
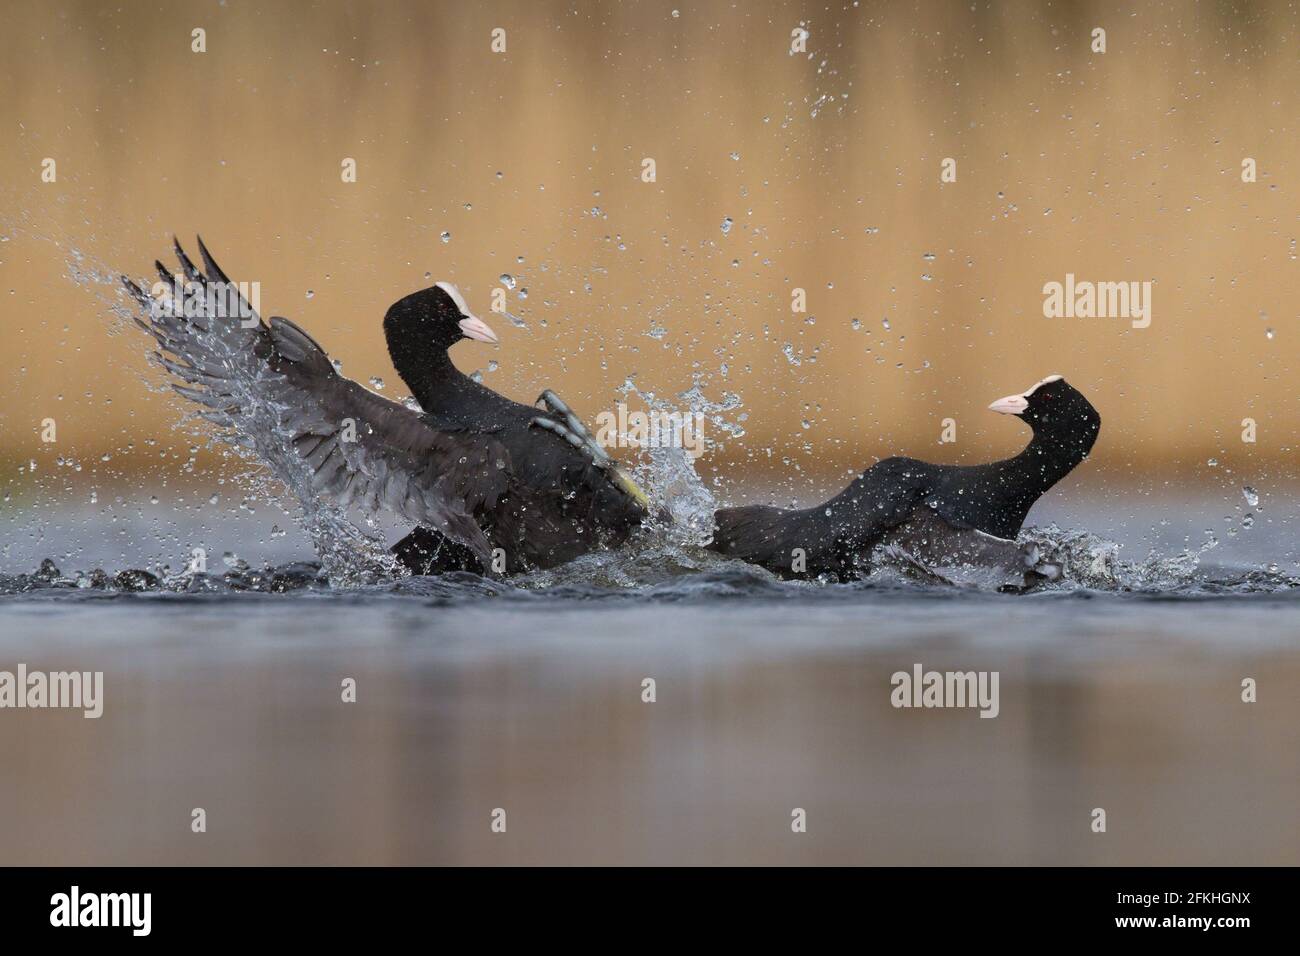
1,0 -> 1296,507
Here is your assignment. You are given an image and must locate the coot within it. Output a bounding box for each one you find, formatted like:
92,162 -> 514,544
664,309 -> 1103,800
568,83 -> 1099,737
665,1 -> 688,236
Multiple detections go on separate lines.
709,376 -> 1101,583
124,238 -> 648,574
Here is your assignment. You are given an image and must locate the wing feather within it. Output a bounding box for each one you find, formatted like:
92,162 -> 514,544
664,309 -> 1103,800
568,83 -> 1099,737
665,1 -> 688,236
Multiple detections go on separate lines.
122,238 -> 508,566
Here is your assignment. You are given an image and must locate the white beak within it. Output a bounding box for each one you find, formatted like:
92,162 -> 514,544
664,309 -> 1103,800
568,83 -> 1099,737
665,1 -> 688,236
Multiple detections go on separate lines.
458,314 -> 499,344
988,393 -> 1029,416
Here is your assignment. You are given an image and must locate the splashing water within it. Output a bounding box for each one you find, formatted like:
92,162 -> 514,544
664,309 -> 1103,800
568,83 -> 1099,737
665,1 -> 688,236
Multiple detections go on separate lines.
614,376 -> 733,548
1012,522 -> 1293,592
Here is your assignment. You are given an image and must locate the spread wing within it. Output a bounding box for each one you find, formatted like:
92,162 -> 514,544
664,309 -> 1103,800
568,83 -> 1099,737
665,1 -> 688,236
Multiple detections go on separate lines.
122,237 -> 505,564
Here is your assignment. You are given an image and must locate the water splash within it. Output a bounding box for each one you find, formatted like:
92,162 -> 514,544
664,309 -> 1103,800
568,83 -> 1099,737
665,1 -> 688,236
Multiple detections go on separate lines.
614,379 -> 719,548
1011,522 -> 1291,592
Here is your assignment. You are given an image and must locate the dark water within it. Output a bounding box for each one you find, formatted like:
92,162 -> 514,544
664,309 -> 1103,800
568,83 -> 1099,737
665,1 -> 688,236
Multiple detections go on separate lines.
1,499 -> 1298,864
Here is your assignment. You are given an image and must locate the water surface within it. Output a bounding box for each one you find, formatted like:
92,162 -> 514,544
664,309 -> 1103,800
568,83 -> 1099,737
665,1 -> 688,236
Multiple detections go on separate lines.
1,501 -> 1297,865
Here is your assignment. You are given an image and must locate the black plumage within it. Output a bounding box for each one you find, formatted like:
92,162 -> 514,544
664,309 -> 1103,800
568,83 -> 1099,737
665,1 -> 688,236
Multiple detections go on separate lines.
380,284 -> 648,572
124,238 -> 647,576
709,376 -> 1101,580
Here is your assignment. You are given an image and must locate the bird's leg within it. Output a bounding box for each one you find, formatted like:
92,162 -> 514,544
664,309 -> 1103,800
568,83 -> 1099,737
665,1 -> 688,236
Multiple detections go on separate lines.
531,390 -> 649,508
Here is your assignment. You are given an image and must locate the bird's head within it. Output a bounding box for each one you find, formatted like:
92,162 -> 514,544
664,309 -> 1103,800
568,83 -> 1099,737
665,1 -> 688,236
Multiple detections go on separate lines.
988,375 -> 1101,449
384,281 -> 498,356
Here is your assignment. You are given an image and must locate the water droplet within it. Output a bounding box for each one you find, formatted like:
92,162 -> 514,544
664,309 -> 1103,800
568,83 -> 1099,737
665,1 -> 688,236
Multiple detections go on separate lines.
440,231 -> 451,243
1243,485 -> 1259,507
729,151 -> 739,161
721,217 -> 733,235
305,290 -> 314,299
499,273 -> 516,289
922,252 -> 936,261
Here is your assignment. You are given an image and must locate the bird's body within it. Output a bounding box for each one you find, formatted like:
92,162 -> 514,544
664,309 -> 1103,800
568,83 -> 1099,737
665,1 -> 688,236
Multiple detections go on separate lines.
388,371 -> 646,573
125,239 -> 647,576
379,284 -> 647,572
709,376 -> 1101,582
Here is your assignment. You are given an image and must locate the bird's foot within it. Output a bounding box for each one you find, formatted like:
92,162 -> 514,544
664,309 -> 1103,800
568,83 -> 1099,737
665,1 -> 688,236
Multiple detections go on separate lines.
531,390 -> 649,508
530,413 -> 593,455
533,390 -> 612,465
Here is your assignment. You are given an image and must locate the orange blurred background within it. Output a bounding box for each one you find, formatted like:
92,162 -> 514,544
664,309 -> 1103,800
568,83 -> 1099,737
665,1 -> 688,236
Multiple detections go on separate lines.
1,0 -> 1296,505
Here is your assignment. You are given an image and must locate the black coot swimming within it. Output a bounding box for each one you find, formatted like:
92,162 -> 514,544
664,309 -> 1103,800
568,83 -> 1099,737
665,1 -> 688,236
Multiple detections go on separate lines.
709,376 -> 1101,584
123,238 -> 648,574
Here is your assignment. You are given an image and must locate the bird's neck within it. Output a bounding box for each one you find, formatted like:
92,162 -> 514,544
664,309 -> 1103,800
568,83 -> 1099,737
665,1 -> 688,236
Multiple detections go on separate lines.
1004,423 -> 1097,501
390,344 -> 468,413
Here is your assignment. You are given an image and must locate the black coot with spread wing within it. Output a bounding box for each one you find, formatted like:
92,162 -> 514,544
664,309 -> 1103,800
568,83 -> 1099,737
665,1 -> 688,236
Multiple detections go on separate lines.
123,238 -> 647,575
709,376 -> 1101,581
